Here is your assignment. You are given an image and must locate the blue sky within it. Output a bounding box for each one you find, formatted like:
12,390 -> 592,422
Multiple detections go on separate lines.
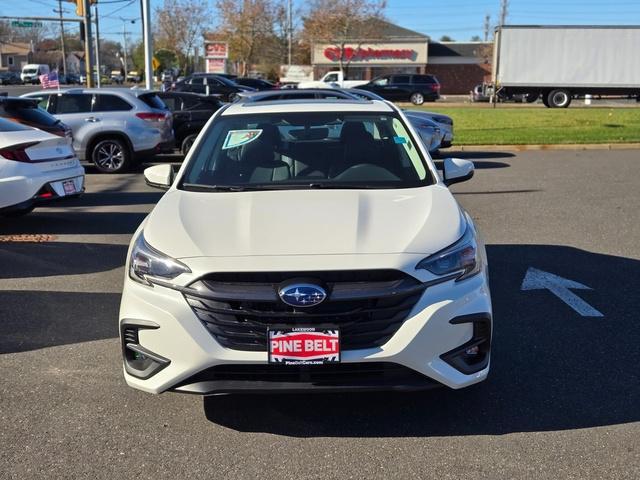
3,0 -> 640,45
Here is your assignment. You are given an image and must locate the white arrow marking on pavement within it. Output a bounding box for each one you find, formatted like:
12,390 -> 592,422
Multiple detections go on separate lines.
520,267 -> 603,317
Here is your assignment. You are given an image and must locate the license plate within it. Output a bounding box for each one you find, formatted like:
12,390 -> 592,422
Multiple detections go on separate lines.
62,180 -> 76,195
268,327 -> 340,365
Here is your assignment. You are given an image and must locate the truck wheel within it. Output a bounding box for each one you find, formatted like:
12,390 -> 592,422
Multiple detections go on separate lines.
547,89 -> 571,108
525,92 -> 539,103
91,138 -> 131,174
410,92 -> 425,105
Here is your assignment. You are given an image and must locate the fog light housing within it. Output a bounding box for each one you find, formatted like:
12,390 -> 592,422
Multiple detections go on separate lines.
121,320 -> 170,380
441,314 -> 491,375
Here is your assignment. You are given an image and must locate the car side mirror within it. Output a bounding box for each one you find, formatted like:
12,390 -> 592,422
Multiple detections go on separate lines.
442,158 -> 474,186
144,164 -> 174,190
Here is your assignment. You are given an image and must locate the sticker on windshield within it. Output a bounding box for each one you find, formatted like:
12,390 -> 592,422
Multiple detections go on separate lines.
222,129 -> 262,150
393,136 -> 407,144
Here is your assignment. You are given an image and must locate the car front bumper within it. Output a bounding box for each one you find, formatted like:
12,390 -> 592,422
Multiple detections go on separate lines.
119,257 -> 492,395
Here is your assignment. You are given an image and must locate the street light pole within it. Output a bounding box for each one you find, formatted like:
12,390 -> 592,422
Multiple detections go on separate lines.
94,4 -> 101,87
82,0 -> 93,87
141,0 -> 153,90
56,0 -> 67,78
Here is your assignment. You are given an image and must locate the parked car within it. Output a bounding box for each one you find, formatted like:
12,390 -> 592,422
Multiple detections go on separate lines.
123,98 -> 491,395
154,91 -> 223,154
0,71 -> 22,85
0,96 -> 72,140
234,77 -> 277,90
0,117 -> 84,216
127,71 -> 142,83
359,74 -> 441,105
111,70 -> 124,84
403,112 -> 444,153
22,88 -> 173,173
345,88 -> 454,148
239,89 -> 446,152
297,70 -> 368,89
171,73 -> 255,101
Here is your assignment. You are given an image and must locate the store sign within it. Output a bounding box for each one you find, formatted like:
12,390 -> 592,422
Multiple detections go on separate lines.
207,58 -> 226,74
313,42 -> 428,65
205,42 -> 228,59
324,47 -> 417,62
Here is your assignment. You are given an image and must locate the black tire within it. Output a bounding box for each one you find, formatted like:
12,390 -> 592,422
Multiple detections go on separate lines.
90,138 -> 131,174
541,93 -> 550,108
547,89 -> 571,108
410,92 -> 425,105
181,134 -> 198,156
525,92 -> 539,103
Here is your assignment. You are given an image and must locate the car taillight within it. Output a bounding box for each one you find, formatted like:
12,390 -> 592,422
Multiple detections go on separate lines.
136,112 -> 168,122
0,142 -> 38,162
432,84 -> 441,91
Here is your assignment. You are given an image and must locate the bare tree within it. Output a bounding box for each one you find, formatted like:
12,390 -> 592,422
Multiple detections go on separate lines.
302,0 -> 386,76
155,0 -> 210,73
215,0 -> 285,76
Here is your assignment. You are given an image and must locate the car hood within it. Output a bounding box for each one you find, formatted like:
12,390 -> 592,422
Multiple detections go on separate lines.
144,185 -> 465,259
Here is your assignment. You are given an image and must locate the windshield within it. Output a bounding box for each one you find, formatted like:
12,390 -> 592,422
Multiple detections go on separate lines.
23,68 -> 38,74
179,111 -> 433,191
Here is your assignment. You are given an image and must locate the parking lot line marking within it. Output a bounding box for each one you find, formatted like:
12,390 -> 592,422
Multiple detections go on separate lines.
520,267 -> 603,317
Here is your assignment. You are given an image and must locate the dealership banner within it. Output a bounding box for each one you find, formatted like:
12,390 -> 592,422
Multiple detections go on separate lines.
313,42 -> 428,65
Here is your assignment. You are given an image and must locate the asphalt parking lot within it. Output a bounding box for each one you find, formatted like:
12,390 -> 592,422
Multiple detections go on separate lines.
1,149 -> 639,479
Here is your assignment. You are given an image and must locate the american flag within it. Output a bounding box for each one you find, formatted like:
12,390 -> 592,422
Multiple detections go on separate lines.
39,71 -> 60,89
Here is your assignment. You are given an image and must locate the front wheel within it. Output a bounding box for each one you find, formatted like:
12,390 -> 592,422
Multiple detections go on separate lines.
91,138 -> 131,174
547,89 -> 572,108
410,92 -> 425,105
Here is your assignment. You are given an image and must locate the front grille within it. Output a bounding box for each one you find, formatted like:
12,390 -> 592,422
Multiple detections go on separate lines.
183,270 -> 425,352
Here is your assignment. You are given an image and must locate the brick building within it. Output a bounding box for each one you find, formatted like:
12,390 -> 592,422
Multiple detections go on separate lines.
427,42 -> 492,94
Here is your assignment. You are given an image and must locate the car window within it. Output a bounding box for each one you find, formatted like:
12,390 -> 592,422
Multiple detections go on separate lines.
190,77 -> 205,85
0,117 -> 31,132
4,104 -> 59,127
93,94 -> 133,112
412,75 -> 435,84
138,93 -> 168,110
26,94 -> 51,110
54,94 -> 93,114
372,77 -> 388,86
159,95 -> 180,111
391,75 -> 410,84
324,73 -> 339,82
207,77 -> 223,86
180,112 -> 432,191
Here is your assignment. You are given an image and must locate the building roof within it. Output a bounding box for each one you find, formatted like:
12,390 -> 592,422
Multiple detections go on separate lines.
369,19 -> 429,40
428,42 -> 492,57
0,42 -> 31,56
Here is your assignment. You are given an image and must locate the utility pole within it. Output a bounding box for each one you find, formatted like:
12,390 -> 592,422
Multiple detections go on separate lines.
484,14 -> 491,42
94,4 -> 101,87
56,0 -> 67,78
141,0 -> 153,90
82,0 -> 93,87
499,0 -> 509,27
287,0 -> 292,66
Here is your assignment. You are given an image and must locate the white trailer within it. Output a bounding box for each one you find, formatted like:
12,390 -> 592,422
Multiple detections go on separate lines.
492,25 -> 640,107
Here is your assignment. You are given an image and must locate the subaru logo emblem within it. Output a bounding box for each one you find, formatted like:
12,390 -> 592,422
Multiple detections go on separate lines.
278,283 -> 326,308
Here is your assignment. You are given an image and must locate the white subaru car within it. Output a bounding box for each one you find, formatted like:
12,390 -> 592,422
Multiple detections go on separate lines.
0,118 -> 84,216
120,99 -> 491,395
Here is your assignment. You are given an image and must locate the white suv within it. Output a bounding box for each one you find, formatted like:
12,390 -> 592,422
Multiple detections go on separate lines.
22,89 -> 173,173
120,99 -> 492,394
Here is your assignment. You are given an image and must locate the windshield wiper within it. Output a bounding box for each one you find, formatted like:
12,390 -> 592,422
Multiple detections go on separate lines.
181,183 -> 247,192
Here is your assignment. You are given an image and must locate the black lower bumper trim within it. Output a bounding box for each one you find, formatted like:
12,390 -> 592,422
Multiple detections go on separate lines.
170,362 -> 441,395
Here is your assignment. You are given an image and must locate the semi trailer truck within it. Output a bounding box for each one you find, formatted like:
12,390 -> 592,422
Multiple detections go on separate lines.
492,25 -> 640,107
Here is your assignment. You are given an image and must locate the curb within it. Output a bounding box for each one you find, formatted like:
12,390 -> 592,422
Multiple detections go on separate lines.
448,143 -> 640,152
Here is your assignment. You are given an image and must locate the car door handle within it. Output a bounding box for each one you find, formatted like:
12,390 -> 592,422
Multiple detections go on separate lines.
84,117 -> 100,122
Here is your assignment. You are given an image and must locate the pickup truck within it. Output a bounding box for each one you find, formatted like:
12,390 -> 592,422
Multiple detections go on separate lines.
297,70 -> 368,89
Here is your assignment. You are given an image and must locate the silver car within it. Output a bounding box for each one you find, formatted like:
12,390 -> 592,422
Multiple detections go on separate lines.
22,88 -> 173,173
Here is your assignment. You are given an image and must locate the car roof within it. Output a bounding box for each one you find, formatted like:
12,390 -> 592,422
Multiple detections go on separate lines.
23,87 -> 155,98
222,99 -> 394,116
239,89 -> 357,100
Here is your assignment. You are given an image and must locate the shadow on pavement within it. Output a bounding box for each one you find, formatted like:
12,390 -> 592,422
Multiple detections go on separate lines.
62,191 -> 163,207
433,159 -> 511,170
0,211 -> 148,235
0,241 -> 127,279
0,290 -> 120,354
204,244 -> 640,436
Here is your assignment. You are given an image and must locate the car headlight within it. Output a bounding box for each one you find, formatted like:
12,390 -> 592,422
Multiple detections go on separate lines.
129,232 -> 191,285
416,221 -> 481,281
